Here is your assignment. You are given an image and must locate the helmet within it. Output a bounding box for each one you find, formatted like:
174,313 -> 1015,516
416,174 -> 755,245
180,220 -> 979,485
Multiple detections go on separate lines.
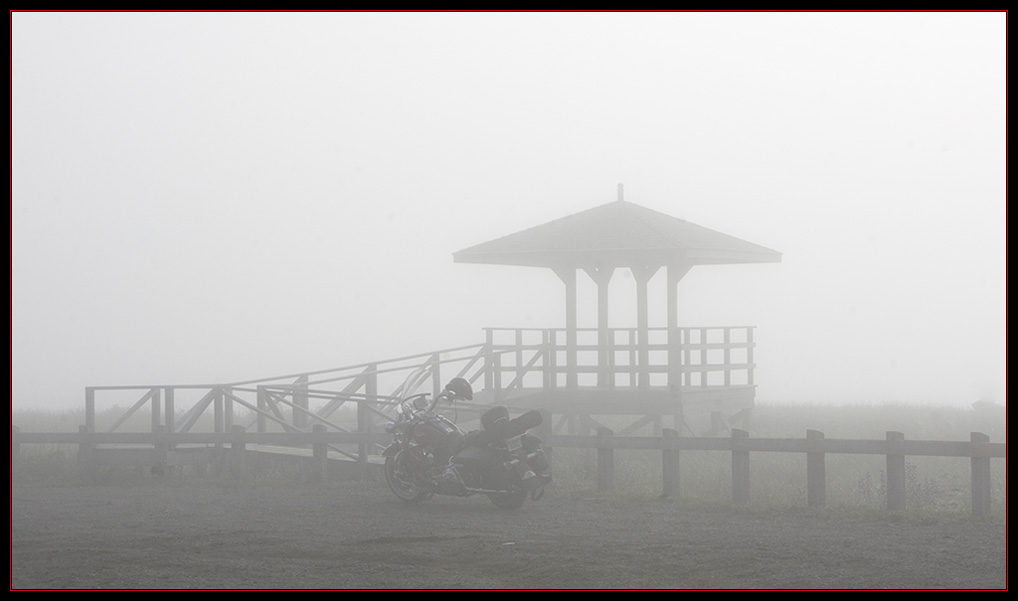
444,377 -> 473,401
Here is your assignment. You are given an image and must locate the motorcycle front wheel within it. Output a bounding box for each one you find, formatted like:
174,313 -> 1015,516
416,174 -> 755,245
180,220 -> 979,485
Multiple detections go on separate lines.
385,453 -> 431,503
487,489 -> 527,510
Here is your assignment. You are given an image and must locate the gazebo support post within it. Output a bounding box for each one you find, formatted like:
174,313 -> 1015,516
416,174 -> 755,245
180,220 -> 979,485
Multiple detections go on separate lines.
553,266 -> 578,389
667,263 -> 691,429
633,264 -> 661,389
585,266 -> 615,388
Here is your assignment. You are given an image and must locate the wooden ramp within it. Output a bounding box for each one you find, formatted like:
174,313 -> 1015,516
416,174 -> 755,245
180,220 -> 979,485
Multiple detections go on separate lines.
80,323 -> 764,476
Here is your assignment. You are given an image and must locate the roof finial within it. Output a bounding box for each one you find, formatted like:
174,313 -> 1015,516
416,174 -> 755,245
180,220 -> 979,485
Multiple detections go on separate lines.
617,183 -> 624,202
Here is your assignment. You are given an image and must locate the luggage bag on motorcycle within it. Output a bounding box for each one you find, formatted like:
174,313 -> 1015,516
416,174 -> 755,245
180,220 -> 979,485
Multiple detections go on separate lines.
480,406 -> 543,438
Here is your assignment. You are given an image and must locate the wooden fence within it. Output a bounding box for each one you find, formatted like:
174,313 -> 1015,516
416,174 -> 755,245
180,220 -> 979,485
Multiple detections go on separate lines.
11,424 -> 1004,516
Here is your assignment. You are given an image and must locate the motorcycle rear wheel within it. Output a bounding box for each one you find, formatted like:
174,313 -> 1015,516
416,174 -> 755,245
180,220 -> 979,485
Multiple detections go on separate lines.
487,489 -> 527,510
385,454 -> 431,503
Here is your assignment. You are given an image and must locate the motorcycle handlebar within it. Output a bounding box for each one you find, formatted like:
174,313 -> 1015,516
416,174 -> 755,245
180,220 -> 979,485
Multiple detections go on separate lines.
431,391 -> 455,411
400,391 -> 455,416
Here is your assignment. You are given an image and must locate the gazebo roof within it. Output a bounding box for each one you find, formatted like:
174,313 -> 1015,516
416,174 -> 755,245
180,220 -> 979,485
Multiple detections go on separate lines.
453,199 -> 782,269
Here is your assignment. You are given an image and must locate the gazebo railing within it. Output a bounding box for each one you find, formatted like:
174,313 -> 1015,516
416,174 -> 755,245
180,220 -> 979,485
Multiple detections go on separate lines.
484,326 -> 755,393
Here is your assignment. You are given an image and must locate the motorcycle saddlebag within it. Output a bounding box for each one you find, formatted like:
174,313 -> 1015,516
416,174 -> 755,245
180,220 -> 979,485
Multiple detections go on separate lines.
502,410 -> 543,438
510,410 -> 542,432
481,405 -> 510,432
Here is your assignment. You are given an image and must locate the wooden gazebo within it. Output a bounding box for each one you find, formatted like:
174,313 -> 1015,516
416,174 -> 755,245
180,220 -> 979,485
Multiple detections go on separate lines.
66,186 -> 785,482
453,185 -> 781,435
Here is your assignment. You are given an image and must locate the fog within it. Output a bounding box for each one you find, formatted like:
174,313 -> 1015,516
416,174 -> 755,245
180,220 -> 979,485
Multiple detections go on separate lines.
11,11 -> 1006,412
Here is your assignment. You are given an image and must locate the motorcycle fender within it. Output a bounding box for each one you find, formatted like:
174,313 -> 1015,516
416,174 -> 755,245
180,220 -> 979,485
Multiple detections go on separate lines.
381,443 -> 401,458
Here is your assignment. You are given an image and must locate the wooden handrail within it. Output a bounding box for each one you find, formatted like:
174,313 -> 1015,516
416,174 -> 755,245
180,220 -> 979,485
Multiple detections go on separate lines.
84,324 -> 760,440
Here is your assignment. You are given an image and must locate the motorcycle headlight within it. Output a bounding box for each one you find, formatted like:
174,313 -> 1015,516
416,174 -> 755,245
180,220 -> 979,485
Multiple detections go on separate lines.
384,421 -> 397,434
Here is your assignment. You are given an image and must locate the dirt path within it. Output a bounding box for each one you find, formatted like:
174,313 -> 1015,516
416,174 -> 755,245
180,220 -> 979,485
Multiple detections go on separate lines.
10,483 -> 1007,589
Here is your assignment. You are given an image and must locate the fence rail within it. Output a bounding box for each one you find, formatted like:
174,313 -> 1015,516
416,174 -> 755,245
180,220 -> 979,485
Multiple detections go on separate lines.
11,425 -> 1004,517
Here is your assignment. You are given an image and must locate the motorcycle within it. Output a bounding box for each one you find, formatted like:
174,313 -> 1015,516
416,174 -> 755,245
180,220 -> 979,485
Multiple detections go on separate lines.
382,377 -> 552,509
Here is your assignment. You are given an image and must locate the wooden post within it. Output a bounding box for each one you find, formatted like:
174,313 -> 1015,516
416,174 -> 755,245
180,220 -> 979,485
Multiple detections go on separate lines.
76,424 -> 95,482
293,375 -> 309,430
731,428 -> 750,504
213,387 -> 225,435
585,266 -> 615,388
222,386 -> 234,431
164,387 -> 175,447
210,389 -> 225,475
636,270 -> 649,388
153,424 -> 168,478
970,432 -> 991,516
256,386 -> 267,434
359,365 -> 377,469
493,353 -> 502,402
746,327 -> 755,387
699,328 -> 708,388
885,431 -> 906,511
672,328 -> 686,433
150,387 -> 161,432
312,424 -> 328,482
597,427 -> 614,492
598,269 -> 610,388
563,269 -> 578,389
667,263 -> 690,391
682,329 -> 692,388
632,265 -> 659,389
723,328 -> 731,387
806,429 -> 826,507
85,387 -> 95,433
542,329 -> 554,391
626,329 -> 635,385
515,329 -> 524,388
229,425 -> 245,479
661,428 -> 680,499
605,329 -> 616,388
484,329 -> 494,393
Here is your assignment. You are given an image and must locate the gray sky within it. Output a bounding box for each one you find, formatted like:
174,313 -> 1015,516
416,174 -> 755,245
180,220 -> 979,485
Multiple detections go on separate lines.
11,11 -> 1006,411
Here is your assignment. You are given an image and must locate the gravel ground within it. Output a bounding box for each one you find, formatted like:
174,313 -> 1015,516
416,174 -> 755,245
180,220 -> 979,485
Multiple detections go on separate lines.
10,482 -> 1007,590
